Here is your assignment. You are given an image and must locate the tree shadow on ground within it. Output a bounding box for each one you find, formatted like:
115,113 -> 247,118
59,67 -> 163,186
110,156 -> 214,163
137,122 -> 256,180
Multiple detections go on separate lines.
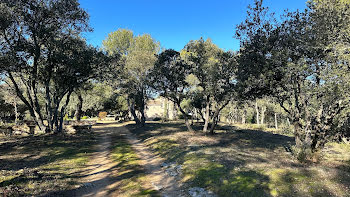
126,121 -> 348,197
126,122 -> 295,168
126,122 -> 294,149
0,130 -> 98,196
188,162 -> 272,197
45,125 -> 159,197
0,133 -> 96,171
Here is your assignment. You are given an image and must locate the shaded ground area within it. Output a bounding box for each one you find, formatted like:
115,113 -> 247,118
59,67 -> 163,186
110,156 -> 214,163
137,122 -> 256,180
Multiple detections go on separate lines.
0,122 -> 159,196
2,122 -> 350,196
0,132 -> 96,196
126,121 -> 350,197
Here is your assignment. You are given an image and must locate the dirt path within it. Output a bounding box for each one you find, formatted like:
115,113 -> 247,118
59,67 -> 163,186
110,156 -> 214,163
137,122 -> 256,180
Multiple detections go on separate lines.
120,126 -> 185,197
73,122 -> 184,197
73,124 -> 119,197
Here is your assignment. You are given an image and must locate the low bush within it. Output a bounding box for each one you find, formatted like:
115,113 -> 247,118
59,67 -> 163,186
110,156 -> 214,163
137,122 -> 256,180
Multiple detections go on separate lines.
291,145 -> 323,163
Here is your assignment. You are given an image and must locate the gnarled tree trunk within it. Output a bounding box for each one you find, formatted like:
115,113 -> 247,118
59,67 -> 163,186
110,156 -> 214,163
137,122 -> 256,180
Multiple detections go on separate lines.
203,96 -> 210,133
127,98 -> 141,125
176,101 -> 193,132
75,92 -> 83,122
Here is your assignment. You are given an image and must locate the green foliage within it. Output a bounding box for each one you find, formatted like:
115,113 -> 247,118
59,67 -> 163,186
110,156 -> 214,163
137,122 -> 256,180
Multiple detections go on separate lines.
103,29 -> 160,125
236,0 -> 350,152
150,49 -> 193,128
67,83 -> 129,118
103,29 -> 134,56
0,90 -> 14,119
182,38 -> 237,132
0,0 -> 112,132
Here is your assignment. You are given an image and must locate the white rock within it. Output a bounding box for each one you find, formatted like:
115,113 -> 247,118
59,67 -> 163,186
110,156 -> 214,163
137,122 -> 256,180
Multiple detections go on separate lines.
188,187 -> 217,197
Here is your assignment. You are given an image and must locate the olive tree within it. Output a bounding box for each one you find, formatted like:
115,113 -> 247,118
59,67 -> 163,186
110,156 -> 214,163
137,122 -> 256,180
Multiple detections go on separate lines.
182,38 -> 237,134
0,0 -> 109,132
236,0 -> 350,154
103,29 -> 160,126
150,49 -> 194,131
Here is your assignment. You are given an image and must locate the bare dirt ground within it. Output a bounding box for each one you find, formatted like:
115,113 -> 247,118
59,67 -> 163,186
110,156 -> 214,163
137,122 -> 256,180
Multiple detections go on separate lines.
72,123 -> 119,197
122,126 -> 185,197
71,122 -> 184,197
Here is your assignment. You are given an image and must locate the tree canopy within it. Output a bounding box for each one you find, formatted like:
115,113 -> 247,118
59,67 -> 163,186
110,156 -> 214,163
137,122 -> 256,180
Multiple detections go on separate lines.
103,29 -> 160,126
0,0 -> 111,132
236,0 -> 350,153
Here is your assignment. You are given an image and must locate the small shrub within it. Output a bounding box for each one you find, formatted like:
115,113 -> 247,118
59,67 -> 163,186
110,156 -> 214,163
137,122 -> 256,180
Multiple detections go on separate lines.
98,112 -> 107,120
291,145 -> 322,163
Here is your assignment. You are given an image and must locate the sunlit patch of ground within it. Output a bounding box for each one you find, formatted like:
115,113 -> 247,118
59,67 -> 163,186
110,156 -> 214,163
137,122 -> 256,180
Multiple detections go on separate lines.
127,121 -> 350,197
108,133 -> 159,197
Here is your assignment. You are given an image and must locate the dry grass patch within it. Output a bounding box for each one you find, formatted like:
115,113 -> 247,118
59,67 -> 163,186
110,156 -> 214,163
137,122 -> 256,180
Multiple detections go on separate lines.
0,133 -> 96,196
128,121 -> 350,197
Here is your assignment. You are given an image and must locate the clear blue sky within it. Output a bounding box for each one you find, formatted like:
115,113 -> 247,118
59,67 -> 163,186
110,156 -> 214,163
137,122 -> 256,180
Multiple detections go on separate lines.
79,0 -> 307,51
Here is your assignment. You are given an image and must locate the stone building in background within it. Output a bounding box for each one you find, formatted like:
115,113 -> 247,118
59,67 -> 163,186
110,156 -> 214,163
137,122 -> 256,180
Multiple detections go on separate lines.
145,97 -> 177,120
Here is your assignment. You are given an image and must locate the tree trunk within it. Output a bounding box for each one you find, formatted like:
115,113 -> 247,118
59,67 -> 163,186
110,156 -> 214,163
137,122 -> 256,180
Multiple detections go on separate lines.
163,98 -> 168,121
274,113 -> 278,129
75,92 -> 83,122
140,109 -> 146,126
208,101 -> 229,135
140,94 -> 146,126
241,110 -> 246,124
255,100 -> 260,125
177,102 -> 193,132
191,110 -> 194,125
203,96 -> 210,133
261,106 -> 266,125
34,110 -> 46,132
51,96 -> 62,132
198,109 -> 206,123
57,92 -> 72,133
293,120 -> 304,148
127,98 -> 141,125
14,102 -> 18,124
173,103 -> 177,120
209,116 -> 218,135
8,73 -> 45,131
